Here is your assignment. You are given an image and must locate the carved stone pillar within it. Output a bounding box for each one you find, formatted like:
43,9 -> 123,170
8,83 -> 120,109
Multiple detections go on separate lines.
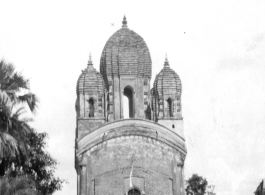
177,163 -> 184,195
77,169 -> 80,195
172,155 -> 184,195
108,81 -> 114,122
86,155 -> 93,195
158,97 -> 163,118
79,155 -> 88,195
180,164 -> 185,194
80,165 -> 87,195
173,99 -> 177,117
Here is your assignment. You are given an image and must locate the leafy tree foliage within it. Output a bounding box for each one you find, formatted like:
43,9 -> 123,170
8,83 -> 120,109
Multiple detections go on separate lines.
6,130 -> 65,195
0,60 -> 38,112
0,174 -> 38,195
0,60 -> 38,160
206,185 -> 216,195
0,60 -> 64,194
186,174 -> 208,195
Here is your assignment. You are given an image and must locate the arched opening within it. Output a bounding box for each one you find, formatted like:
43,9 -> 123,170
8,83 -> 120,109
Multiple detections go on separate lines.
88,98 -> 95,117
128,188 -> 141,195
123,86 -> 134,119
167,98 -> 173,117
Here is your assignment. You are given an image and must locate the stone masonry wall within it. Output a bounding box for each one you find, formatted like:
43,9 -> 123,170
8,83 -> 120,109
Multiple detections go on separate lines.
84,136 -> 183,195
77,119 -> 105,138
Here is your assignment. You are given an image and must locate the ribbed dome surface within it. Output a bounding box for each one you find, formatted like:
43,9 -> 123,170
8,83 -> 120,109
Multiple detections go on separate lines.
100,18 -> 152,80
77,60 -> 105,94
153,59 -> 182,96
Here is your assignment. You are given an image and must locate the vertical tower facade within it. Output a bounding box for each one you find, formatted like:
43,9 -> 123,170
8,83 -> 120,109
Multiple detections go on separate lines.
75,17 -> 187,195
153,56 -> 184,138
76,55 -> 105,138
100,17 -> 152,121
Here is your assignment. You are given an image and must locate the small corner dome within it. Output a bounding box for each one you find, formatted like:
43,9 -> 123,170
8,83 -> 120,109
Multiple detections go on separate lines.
100,16 -> 152,81
77,56 -> 105,94
153,57 -> 182,96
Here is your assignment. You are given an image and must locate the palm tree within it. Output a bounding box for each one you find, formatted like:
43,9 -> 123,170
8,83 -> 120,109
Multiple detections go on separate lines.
0,60 -> 39,164
0,60 -> 38,112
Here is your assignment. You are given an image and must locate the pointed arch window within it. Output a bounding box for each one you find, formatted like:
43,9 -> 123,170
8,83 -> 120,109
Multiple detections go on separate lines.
167,98 -> 173,117
88,98 -> 95,117
123,86 -> 134,119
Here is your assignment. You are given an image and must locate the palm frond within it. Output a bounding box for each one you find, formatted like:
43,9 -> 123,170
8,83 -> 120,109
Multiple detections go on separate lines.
8,118 -> 33,137
12,107 -> 27,119
18,93 -> 39,113
18,117 -> 34,123
3,121 -> 33,158
0,132 -> 18,159
6,72 -> 29,92
17,140 -> 30,157
0,90 -> 12,108
0,60 -> 38,161
0,90 -> 12,119
20,122 -> 33,135
0,60 -> 15,86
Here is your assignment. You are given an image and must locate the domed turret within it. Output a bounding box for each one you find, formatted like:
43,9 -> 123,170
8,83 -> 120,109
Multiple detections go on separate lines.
76,54 -> 105,122
100,17 -> 152,82
99,17 -> 152,121
154,55 -> 182,96
77,55 -> 105,96
75,18 -> 187,195
153,56 -> 182,119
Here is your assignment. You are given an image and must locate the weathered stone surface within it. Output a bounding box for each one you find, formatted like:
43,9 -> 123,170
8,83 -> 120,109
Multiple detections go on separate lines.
153,57 -> 181,96
85,137 -> 179,195
100,20 -> 152,82
77,119 -> 186,156
77,58 -> 105,95
76,57 -> 106,136
75,17 -> 186,195
152,57 -> 183,122
77,119 -> 105,138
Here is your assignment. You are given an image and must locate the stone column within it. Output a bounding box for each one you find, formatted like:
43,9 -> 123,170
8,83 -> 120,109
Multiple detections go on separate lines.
108,80 -> 114,122
172,155 -> 184,195
79,155 -> 88,195
80,165 -> 87,195
133,88 -> 136,118
77,170 -> 80,195
114,76 -> 121,120
158,97 -> 163,118
121,91 -> 124,119
86,155 -> 93,195
177,163 -> 184,195
180,164 -> 185,194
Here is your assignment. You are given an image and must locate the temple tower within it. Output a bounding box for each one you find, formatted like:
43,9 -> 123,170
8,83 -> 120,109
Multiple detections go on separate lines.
153,56 -> 184,138
76,55 -> 105,138
75,17 -> 187,195
100,16 -> 152,121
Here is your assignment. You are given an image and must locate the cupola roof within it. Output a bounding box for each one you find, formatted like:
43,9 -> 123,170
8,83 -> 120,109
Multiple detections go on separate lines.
153,56 -> 182,96
77,54 -> 105,94
100,17 -> 152,81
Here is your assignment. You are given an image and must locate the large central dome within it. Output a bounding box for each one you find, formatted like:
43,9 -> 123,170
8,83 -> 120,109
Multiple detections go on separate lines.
100,16 -> 152,82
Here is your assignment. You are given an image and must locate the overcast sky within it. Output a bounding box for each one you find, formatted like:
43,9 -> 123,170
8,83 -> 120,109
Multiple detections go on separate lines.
1,0 -> 265,195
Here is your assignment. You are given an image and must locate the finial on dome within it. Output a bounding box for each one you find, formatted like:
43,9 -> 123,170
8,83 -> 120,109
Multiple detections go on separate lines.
164,54 -> 169,67
88,52 -> 93,66
122,15 -> 127,28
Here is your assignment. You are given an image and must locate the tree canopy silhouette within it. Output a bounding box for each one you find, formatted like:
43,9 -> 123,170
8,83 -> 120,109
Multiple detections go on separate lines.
0,60 -> 64,194
186,174 -> 208,195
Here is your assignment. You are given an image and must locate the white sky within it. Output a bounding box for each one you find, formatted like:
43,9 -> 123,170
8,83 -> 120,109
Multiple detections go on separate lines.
1,0 -> 265,195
